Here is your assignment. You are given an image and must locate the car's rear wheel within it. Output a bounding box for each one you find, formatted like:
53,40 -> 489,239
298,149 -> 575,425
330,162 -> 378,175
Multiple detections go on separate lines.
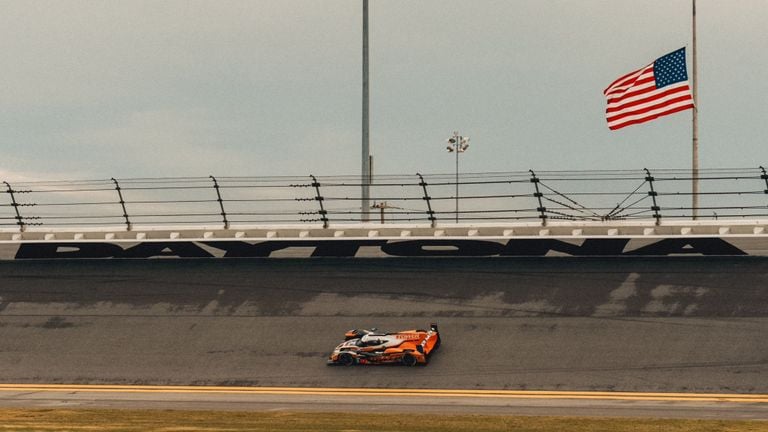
339,353 -> 355,366
401,353 -> 417,367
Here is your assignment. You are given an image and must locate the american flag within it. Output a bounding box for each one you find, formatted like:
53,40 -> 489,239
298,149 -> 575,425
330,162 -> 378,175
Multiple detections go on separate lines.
604,48 -> 694,131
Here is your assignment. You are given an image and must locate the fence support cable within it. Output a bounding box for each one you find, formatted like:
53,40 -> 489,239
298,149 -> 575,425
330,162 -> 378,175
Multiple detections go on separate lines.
529,170 -> 547,226
538,182 -> 602,220
209,175 -> 229,229
604,178 -> 648,221
644,168 -> 661,225
111,178 -> 132,231
310,175 -> 329,228
417,173 -> 436,228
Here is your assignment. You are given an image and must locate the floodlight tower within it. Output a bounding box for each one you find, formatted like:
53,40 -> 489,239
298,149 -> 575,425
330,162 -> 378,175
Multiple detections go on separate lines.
446,131 -> 470,223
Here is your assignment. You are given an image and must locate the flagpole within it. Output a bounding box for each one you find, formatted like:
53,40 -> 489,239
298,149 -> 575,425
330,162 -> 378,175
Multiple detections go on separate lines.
361,0 -> 371,222
691,0 -> 699,219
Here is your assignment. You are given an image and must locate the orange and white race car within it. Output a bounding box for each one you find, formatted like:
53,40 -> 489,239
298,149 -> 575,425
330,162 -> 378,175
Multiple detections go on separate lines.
327,324 -> 440,366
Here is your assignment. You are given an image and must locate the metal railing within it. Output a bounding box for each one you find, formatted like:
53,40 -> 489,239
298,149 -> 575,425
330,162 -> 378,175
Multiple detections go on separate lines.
2,168 -> 768,231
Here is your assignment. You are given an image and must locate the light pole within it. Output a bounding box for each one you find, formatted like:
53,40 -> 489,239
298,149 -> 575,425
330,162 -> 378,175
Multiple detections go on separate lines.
361,0 -> 372,222
446,131 -> 469,223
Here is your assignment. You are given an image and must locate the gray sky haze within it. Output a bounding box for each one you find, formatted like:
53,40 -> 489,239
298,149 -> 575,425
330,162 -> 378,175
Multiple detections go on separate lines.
1,0 -> 766,180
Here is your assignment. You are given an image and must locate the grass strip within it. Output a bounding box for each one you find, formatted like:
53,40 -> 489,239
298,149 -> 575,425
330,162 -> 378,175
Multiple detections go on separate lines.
0,409 -> 765,432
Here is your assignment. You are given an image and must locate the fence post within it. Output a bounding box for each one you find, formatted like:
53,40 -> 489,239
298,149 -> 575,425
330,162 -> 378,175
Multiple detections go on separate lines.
417,173 -> 436,228
3,181 -> 26,232
529,170 -> 547,226
110,178 -> 131,231
310,175 -> 329,228
760,166 -> 768,195
209,175 -> 229,230
644,168 -> 661,225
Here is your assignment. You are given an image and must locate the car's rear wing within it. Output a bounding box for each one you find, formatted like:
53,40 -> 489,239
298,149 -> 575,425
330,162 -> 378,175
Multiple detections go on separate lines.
419,323 -> 440,355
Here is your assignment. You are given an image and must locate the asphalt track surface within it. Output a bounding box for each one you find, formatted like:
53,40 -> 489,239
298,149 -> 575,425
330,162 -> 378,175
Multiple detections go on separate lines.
1,257 -> 767,395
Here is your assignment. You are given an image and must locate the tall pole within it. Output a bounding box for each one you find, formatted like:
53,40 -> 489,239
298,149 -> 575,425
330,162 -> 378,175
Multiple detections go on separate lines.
446,131 -> 469,223
361,0 -> 371,222
455,140 -> 459,223
691,0 -> 699,219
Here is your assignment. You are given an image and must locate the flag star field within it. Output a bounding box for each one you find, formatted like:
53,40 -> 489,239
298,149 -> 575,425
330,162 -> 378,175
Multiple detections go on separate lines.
654,48 -> 689,88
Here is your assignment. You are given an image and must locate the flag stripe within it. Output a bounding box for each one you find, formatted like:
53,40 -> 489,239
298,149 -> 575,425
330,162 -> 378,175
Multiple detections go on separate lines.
606,80 -> 658,105
608,98 -> 695,127
605,72 -> 655,99
607,93 -> 693,124
604,66 -> 654,97
606,82 -> 691,113
603,64 -> 651,94
608,103 -> 695,130
604,48 -> 693,130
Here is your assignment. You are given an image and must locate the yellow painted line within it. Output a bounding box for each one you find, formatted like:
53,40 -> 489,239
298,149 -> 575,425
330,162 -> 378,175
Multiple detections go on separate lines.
0,384 -> 766,403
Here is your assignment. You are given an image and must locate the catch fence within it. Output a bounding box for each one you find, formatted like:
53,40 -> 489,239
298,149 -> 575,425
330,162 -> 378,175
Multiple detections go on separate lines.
2,167 -> 768,231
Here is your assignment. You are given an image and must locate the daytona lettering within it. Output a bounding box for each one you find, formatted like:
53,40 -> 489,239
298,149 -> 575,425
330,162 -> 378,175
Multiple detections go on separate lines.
9,238 -> 750,259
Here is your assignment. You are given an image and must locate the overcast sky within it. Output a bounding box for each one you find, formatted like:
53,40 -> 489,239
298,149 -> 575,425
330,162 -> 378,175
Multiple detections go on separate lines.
1,0 -> 766,181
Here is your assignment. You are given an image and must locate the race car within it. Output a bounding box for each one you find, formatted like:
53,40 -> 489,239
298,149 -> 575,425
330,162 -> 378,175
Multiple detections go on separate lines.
327,323 -> 440,366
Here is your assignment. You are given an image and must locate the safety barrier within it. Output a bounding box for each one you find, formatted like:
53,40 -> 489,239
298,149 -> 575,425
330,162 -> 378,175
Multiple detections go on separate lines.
2,168 -> 768,231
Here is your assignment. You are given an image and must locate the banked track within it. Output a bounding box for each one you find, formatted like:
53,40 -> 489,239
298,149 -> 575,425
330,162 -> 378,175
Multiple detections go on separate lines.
0,256 -> 767,393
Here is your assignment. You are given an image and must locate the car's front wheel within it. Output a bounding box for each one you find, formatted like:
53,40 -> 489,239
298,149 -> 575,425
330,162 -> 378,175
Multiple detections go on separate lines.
338,353 -> 355,366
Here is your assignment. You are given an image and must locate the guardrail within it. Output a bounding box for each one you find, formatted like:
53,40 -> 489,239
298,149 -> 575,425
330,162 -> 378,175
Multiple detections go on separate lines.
2,168 -> 768,231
